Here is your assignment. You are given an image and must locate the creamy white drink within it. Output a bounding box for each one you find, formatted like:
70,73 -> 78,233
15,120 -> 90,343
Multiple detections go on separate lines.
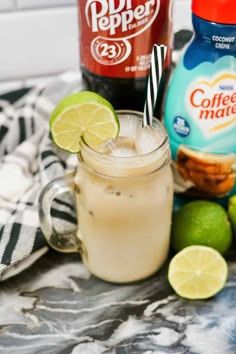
75,111 -> 173,283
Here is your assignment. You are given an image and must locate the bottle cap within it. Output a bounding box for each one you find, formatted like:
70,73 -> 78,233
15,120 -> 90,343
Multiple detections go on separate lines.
192,0 -> 236,24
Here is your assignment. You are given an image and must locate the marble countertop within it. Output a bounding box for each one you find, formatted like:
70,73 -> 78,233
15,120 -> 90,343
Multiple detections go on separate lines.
1,250 -> 236,354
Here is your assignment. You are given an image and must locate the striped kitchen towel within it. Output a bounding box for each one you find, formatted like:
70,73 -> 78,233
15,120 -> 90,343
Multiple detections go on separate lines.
0,72 -> 82,281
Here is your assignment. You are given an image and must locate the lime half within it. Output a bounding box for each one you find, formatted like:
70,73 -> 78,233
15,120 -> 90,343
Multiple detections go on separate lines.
50,91 -> 119,153
168,245 -> 228,300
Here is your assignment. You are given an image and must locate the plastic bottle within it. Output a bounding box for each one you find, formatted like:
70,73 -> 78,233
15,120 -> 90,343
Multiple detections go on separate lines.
77,0 -> 173,113
164,0 -> 236,201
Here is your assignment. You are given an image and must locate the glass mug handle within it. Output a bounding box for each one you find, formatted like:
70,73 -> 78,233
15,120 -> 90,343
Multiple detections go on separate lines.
38,171 -> 82,253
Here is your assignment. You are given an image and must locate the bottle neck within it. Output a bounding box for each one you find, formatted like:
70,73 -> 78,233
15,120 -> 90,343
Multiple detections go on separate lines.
192,14 -> 236,50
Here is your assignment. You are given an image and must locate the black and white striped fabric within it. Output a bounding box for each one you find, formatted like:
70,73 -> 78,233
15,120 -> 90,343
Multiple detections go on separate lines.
0,72 -> 83,280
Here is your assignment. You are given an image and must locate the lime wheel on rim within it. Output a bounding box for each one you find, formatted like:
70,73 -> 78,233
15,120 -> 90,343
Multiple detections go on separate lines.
50,91 -> 120,153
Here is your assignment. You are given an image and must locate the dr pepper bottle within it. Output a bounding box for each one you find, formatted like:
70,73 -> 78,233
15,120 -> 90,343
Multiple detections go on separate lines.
77,0 -> 173,113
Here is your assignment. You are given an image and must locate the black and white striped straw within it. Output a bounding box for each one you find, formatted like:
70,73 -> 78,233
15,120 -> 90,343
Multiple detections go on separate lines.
143,44 -> 167,126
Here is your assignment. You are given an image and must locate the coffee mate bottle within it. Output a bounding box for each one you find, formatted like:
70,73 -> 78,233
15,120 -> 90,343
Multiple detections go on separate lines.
164,0 -> 236,200
77,0 -> 173,113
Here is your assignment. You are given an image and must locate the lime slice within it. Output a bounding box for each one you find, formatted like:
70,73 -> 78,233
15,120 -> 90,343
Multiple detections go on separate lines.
168,245 -> 228,300
50,91 -> 119,153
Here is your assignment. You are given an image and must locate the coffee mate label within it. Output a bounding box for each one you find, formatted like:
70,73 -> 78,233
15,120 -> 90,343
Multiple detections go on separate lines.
164,55 -> 236,198
187,73 -> 236,137
78,0 -> 172,78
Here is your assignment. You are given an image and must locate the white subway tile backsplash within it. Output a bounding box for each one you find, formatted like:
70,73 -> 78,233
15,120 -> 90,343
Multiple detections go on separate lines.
17,0 -> 76,9
173,0 -> 192,33
0,7 -> 79,82
0,0 -> 15,11
0,0 -> 192,95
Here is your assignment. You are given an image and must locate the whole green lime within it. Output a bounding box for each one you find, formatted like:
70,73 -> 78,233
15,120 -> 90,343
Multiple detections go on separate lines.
171,200 -> 232,255
228,195 -> 236,237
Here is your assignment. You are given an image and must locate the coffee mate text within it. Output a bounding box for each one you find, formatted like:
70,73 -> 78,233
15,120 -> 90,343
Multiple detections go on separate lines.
190,89 -> 236,119
85,0 -> 156,35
